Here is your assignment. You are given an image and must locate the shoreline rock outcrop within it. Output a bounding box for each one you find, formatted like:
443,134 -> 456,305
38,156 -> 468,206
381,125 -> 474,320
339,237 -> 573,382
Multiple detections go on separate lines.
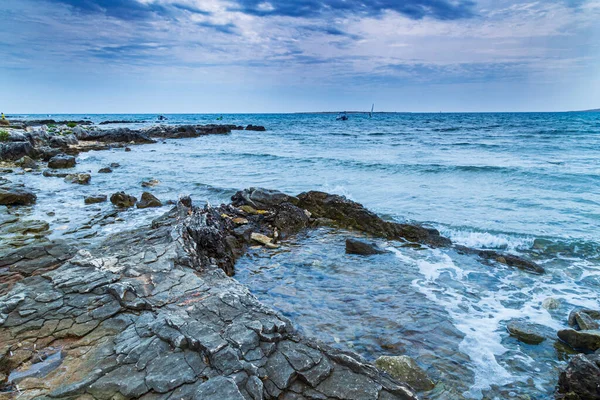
0,198 -> 418,399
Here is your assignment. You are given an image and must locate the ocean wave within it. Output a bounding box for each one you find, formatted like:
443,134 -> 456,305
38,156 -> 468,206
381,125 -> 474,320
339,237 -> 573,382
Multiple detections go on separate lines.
439,228 -> 535,251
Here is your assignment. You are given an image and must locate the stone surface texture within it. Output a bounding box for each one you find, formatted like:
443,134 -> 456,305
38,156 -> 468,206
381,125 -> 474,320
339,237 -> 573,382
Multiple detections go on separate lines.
0,198 -> 418,400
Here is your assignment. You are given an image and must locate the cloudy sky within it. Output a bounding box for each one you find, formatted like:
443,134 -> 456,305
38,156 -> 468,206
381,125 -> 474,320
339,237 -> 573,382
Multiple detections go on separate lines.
2,0 -> 600,112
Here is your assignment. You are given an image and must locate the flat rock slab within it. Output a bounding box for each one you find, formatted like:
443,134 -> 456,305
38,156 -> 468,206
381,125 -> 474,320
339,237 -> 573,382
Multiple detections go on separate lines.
506,320 -> 549,345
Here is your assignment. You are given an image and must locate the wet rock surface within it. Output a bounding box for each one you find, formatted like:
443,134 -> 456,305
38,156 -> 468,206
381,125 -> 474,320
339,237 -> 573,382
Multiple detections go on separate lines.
375,356 -> 435,392
85,194 -> 108,204
506,320 -> 549,345
47,154 -> 76,169
64,173 -> 91,185
557,353 -> 600,400
0,200 -> 418,399
558,329 -> 600,351
0,182 -> 37,206
110,192 -> 137,208
345,238 -> 387,255
136,192 -> 162,209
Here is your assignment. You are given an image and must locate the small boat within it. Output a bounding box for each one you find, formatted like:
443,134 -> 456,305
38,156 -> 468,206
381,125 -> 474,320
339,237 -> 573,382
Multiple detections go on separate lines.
157,115 -> 168,121
336,112 -> 349,121
369,104 -> 374,118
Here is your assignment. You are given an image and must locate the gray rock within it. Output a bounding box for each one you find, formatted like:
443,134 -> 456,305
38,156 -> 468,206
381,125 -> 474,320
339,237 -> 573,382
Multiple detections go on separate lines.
232,187 -> 299,209
110,191 -> 137,208
48,154 -> 76,169
64,173 -> 91,185
506,320 -> 547,345
345,238 -> 386,255
0,186 -> 37,205
194,376 -> 245,400
0,141 -> 34,161
375,355 -> 435,391
16,156 -> 38,169
98,167 -> 112,173
316,367 -> 382,400
145,351 -> 197,392
136,192 -> 162,209
85,194 -> 107,204
558,329 -> 600,351
569,309 -> 600,330
575,312 -> 600,331
557,353 -> 600,400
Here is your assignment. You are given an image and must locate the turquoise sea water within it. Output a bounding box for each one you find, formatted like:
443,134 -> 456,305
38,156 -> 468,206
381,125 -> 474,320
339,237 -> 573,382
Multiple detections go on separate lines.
6,112 -> 600,399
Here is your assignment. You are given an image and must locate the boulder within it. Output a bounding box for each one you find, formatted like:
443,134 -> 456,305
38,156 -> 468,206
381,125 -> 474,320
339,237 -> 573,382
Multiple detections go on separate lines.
506,320 -> 547,344
557,353 -> 600,400
64,173 -> 91,185
245,125 -> 266,131
71,126 -> 89,139
345,238 -> 386,255
84,195 -> 107,204
558,329 -> 600,351
575,313 -> 600,331
0,141 -> 35,161
0,119 -> 9,126
48,134 -> 78,147
47,154 -> 76,169
16,156 -> 37,169
110,192 -> 137,208
136,192 -> 162,209
232,187 -> 299,209
375,355 -> 435,391
569,309 -> 600,330
98,167 -> 112,173
0,186 -> 37,205
273,202 -> 310,238
542,297 -> 560,310
43,169 -> 69,178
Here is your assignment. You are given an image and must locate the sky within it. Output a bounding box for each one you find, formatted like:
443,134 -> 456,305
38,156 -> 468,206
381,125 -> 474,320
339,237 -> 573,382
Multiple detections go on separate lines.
1,0 -> 600,113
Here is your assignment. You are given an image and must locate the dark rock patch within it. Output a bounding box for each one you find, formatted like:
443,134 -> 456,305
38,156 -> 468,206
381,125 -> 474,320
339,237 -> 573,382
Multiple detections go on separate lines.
557,353 -> 600,400
246,125 -> 266,131
85,195 -> 107,204
64,173 -> 91,185
558,329 -> 600,352
0,186 -> 37,206
506,320 -> 548,345
346,238 -> 387,255
136,192 -> 162,209
110,192 -> 137,208
47,154 -> 76,169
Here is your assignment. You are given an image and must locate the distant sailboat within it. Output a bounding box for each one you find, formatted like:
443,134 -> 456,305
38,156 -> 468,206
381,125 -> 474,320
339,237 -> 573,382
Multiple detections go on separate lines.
369,104 -> 374,118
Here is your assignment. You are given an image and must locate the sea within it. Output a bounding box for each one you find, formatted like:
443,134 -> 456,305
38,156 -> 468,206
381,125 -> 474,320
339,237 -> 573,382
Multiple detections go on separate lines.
4,112 -> 600,399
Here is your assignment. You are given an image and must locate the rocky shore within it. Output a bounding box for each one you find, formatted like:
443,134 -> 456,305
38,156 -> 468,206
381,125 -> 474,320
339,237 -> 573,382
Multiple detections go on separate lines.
1,120 -> 598,399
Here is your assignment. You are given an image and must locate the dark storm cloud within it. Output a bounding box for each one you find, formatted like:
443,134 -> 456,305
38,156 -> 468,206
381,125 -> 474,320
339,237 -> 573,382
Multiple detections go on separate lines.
231,0 -> 476,20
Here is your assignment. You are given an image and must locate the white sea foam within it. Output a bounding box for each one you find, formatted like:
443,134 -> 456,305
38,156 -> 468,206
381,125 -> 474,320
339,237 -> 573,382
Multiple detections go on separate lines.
389,246 -> 600,399
439,229 -> 534,252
